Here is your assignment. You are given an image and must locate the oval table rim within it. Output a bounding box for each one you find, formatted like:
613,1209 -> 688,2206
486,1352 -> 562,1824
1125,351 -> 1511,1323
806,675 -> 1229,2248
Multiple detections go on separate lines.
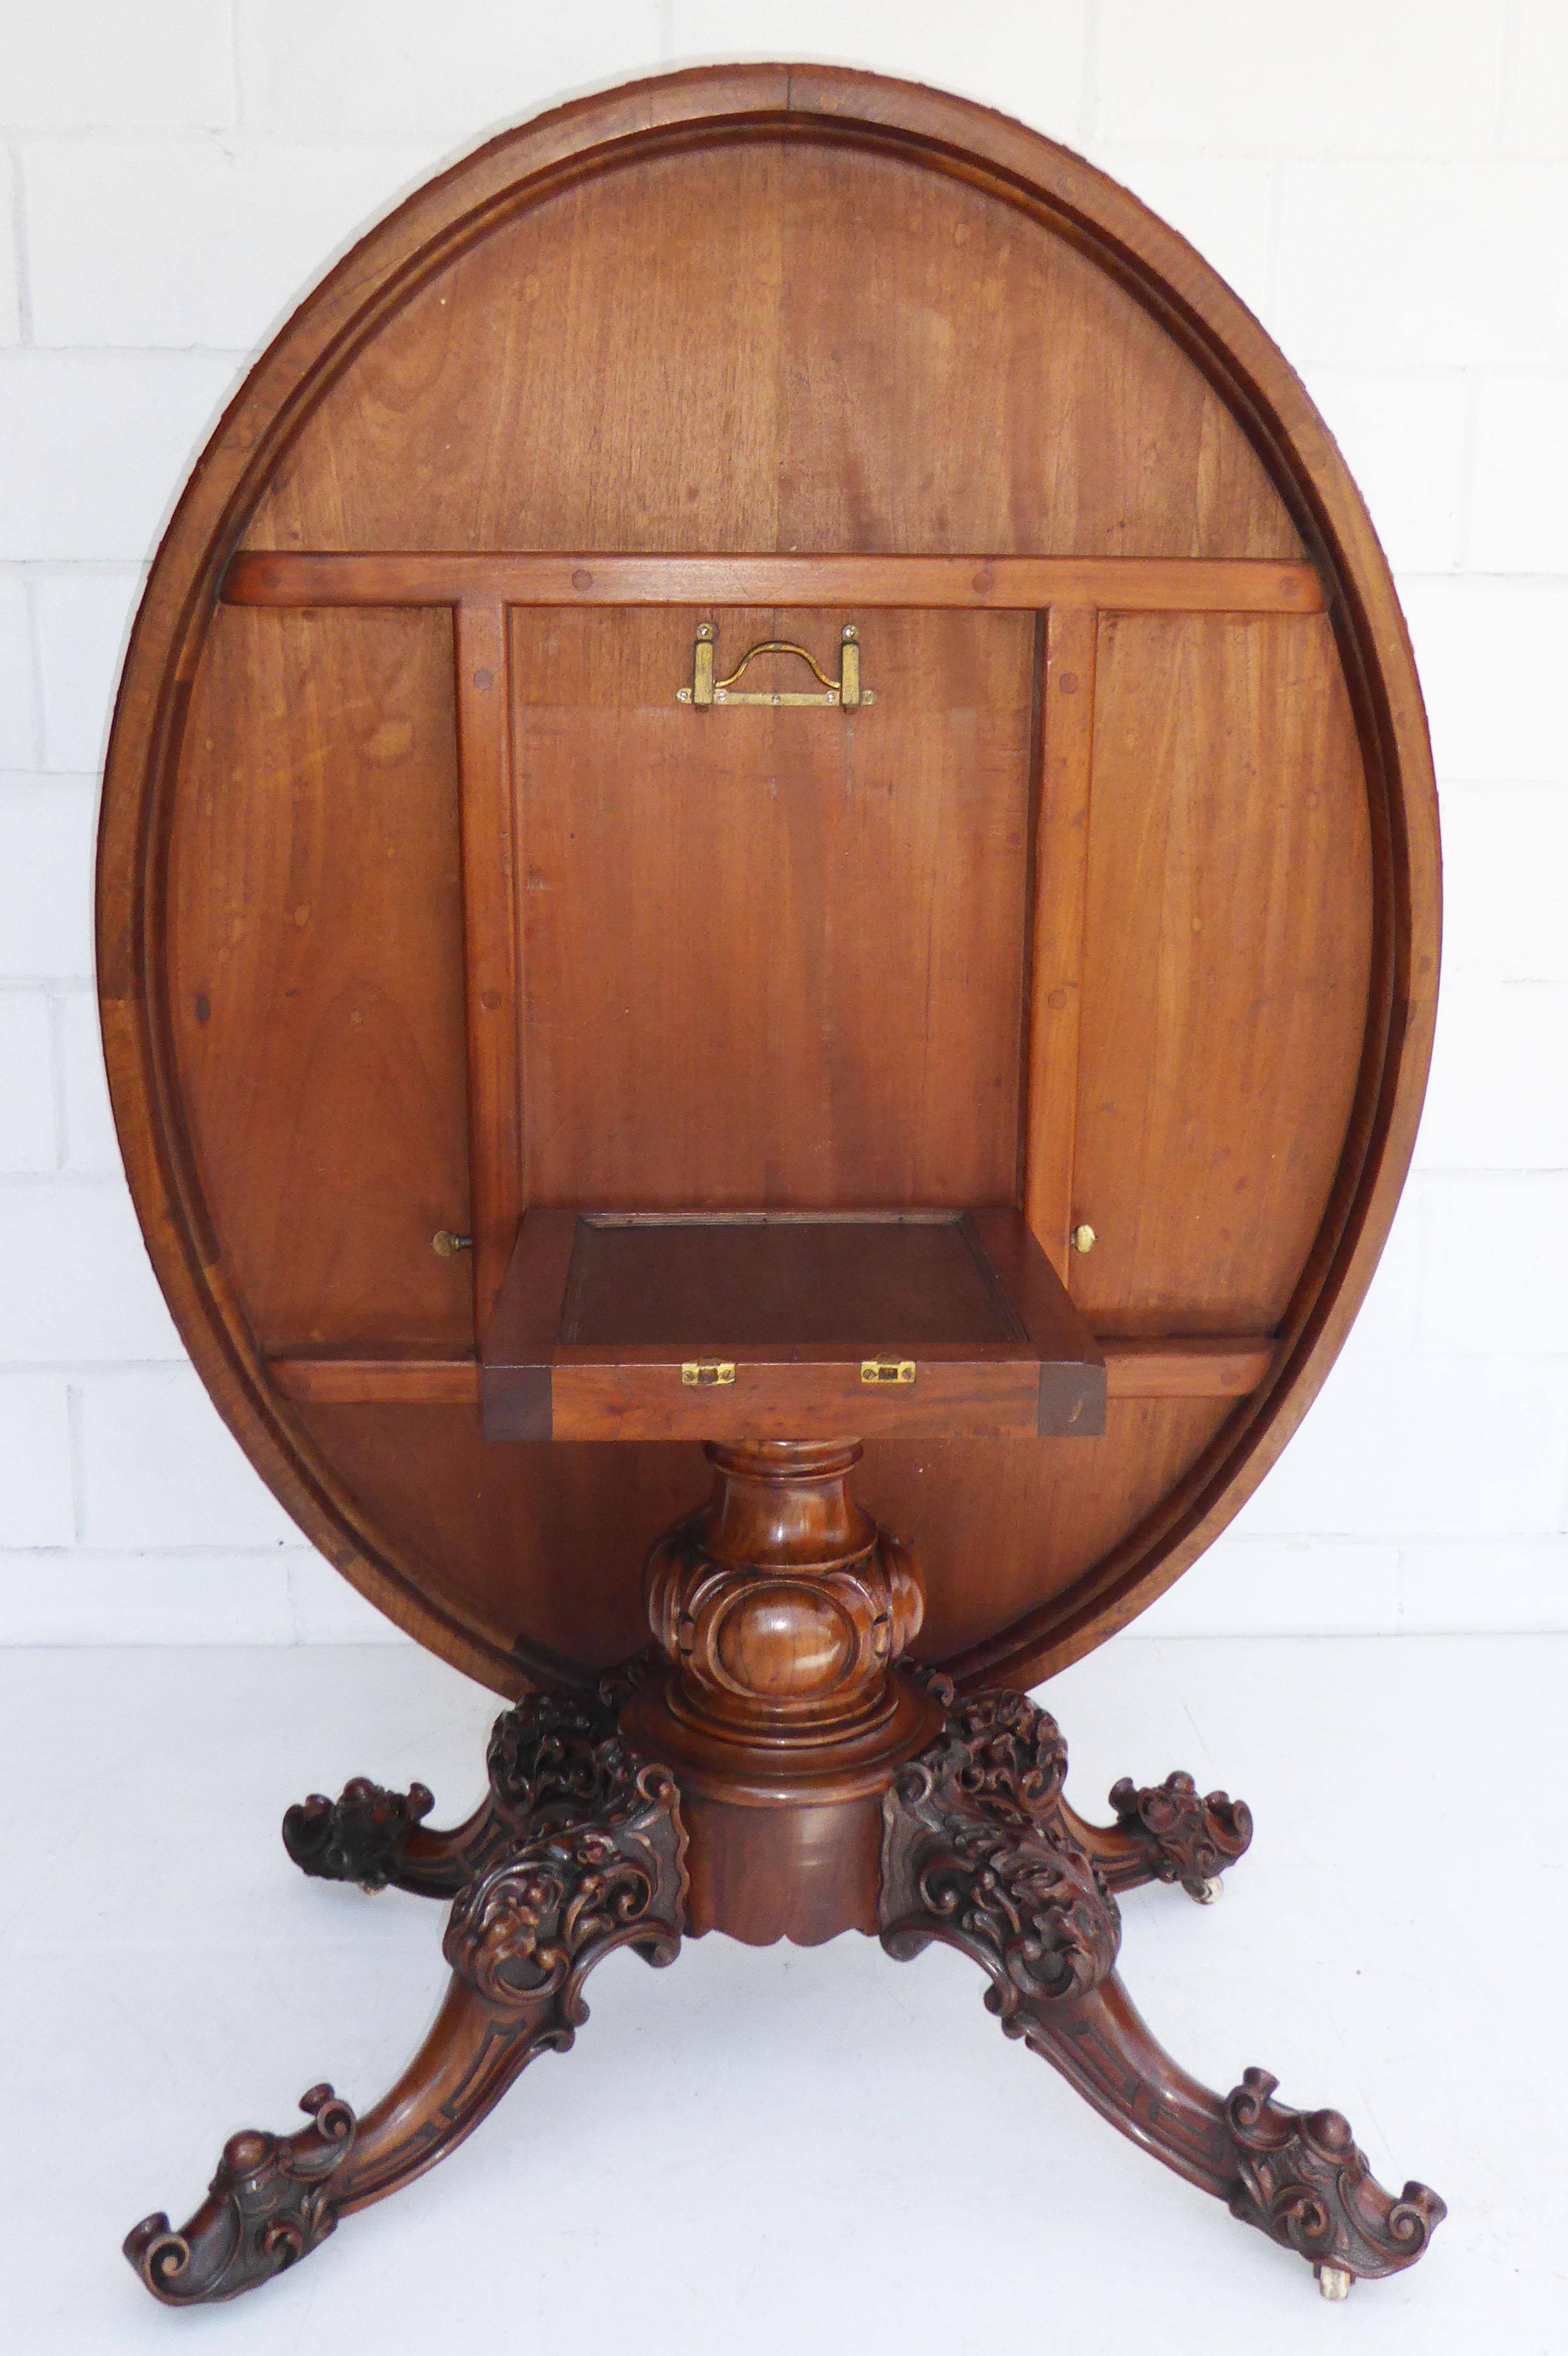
94,60 -> 1441,1699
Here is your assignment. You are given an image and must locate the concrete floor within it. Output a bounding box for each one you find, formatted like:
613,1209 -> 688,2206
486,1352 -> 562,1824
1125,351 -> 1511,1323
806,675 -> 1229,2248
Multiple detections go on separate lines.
3,1632 -> 1561,2354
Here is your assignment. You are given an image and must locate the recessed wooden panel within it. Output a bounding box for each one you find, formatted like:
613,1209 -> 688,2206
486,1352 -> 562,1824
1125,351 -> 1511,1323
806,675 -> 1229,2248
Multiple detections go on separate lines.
168,609 -> 472,1351
245,138 -> 1301,564
1070,613 -> 1373,1333
293,1407 -> 708,1674
513,606 -> 1034,1208
862,1399 -> 1237,1661
562,1216 -> 1026,1348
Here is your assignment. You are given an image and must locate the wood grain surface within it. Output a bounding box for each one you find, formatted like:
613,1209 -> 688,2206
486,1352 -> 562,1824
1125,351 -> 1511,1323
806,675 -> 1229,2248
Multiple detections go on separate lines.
97,66 -> 1439,1696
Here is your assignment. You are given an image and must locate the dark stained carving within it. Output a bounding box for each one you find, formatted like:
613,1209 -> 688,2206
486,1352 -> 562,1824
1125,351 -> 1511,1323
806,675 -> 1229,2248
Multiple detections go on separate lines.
447,1775 -> 685,2007
124,2084 -> 356,2306
883,1685 -> 1443,2294
486,1680 -> 627,1821
133,1495 -> 1440,2307
881,1689 -> 1119,2012
280,1682 -> 648,1900
126,1696 -> 686,2305
283,1777 -> 438,1891
944,1684 -> 1071,1817
1071,1769 -> 1254,1899
1227,2069 -> 1448,2285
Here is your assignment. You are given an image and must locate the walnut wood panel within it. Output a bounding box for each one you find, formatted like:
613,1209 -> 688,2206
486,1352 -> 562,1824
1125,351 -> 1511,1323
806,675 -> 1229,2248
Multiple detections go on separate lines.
557,1215 -> 1030,1348
862,1399 -> 1237,1662
1071,612 -> 1373,1334
292,1405 -> 706,1675
243,137 -> 1303,562
512,607 -> 1034,1209
98,68 -> 1439,1695
223,551 -> 1323,613
167,608 -> 472,1353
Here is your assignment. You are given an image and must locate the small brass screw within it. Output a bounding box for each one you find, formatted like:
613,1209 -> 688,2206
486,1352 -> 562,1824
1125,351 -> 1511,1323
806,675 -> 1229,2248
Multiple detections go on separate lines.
1071,1223 -> 1097,1254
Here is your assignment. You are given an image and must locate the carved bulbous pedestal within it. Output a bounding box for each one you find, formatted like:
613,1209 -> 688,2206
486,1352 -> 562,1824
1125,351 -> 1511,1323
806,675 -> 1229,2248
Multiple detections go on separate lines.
622,1441 -> 944,1941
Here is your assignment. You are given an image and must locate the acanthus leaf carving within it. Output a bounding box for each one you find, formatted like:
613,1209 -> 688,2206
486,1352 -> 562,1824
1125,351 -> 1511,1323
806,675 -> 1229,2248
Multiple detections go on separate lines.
948,1689 -> 1070,1821
1226,2067 -> 1447,2283
124,2084 -> 357,2306
881,1690 -> 1117,2016
446,1761 -> 686,2019
1107,1770 -> 1253,1899
485,1687 -> 626,1822
282,1777 -> 435,1890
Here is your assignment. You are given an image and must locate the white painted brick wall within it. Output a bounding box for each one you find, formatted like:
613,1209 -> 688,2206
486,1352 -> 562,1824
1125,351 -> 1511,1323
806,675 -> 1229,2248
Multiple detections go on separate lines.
0,1 -> 1563,1648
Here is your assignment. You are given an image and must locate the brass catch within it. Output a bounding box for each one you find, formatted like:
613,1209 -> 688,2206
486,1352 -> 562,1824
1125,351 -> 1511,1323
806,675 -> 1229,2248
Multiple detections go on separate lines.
431,1230 -> 472,1257
681,1360 -> 736,1386
860,1358 -> 916,1385
679,623 -> 874,709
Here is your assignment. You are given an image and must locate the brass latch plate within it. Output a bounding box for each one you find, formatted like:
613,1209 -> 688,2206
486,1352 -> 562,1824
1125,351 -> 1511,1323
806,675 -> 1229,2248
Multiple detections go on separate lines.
861,1358 -> 917,1385
681,1360 -> 736,1386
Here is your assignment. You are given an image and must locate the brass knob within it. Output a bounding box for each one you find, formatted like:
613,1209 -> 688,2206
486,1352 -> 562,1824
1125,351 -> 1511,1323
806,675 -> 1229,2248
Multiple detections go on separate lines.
1071,1223 -> 1097,1254
431,1230 -> 472,1258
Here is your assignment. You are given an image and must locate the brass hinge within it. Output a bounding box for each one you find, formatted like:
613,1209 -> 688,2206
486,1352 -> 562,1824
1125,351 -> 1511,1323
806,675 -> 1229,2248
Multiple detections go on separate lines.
861,1358 -> 916,1385
681,1360 -> 736,1386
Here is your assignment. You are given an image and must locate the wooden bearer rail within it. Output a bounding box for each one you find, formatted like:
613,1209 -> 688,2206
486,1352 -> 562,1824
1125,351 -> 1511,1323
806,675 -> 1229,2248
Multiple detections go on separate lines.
452,604 -> 523,1338
222,551 -> 1323,614
1025,604 -> 1097,1277
268,1337 -> 1276,1407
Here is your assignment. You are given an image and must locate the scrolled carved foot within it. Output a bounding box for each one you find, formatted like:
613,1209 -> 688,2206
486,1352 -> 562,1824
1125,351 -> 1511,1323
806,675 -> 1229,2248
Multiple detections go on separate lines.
1105,1770 -> 1253,1900
124,2084 -> 356,2305
1227,2067 -> 1446,2290
283,1777 -> 436,1891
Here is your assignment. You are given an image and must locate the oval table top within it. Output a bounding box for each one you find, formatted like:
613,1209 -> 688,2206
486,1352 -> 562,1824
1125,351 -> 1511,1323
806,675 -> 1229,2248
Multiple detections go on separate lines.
97,64 -> 1439,1696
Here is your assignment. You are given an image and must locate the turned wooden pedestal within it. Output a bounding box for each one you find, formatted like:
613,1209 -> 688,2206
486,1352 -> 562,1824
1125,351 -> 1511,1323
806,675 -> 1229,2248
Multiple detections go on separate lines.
623,1441 -> 941,1944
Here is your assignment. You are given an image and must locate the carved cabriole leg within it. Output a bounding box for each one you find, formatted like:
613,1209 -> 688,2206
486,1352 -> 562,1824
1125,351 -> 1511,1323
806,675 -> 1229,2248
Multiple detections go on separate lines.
879,1685 -> 1444,2295
1033,1981 -> 1446,2290
124,1692 -> 688,2306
